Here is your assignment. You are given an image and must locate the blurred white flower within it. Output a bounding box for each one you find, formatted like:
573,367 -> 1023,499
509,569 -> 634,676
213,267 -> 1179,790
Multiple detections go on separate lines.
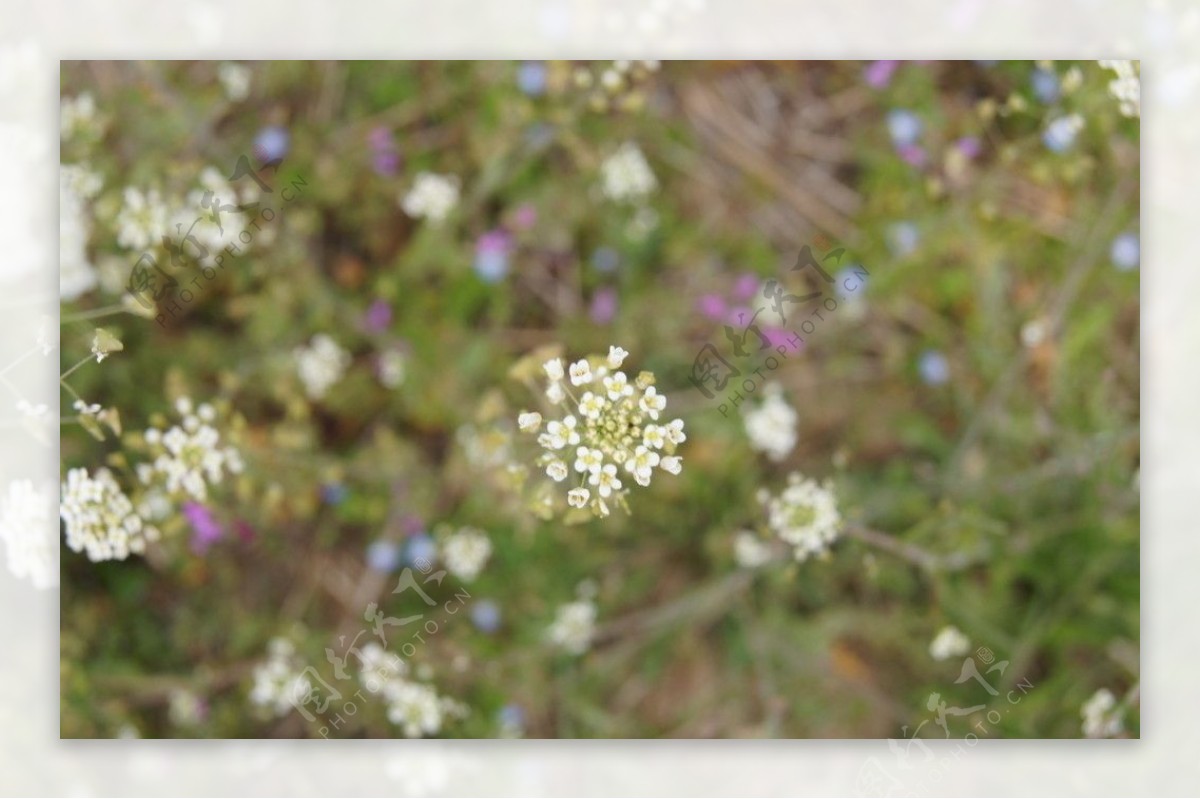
600,142 -> 657,202
1099,60 -> 1140,118
743,382 -> 798,462
733,530 -> 773,569
60,468 -> 160,562
440,526 -> 492,581
763,472 -> 841,562
400,172 -> 460,223
115,186 -> 170,251
547,599 -> 597,655
929,625 -> 971,661
60,166 -> 98,300
294,334 -> 351,400
60,92 -> 98,141
217,62 -> 251,102
0,480 -> 57,588
1081,687 -> 1126,738
378,349 -> 407,388
139,398 -> 243,501
249,637 -> 308,718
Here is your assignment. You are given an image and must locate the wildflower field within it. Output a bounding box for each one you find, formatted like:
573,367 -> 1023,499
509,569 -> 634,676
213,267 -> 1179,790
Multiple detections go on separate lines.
56,60 -> 1140,739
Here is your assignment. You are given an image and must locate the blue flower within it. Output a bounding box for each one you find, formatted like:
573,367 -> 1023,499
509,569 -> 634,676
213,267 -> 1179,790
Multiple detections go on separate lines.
887,109 -> 923,148
887,221 -> 920,258
1031,68 -> 1060,104
918,350 -> 950,386
321,482 -> 348,505
470,599 -> 502,633
834,266 -> 869,299
497,703 -> 525,734
474,229 -> 512,283
253,125 -> 290,164
365,539 -> 402,574
1042,116 -> 1082,153
1110,232 -> 1139,271
403,533 -> 438,568
591,246 -> 620,273
517,61 -> 548,97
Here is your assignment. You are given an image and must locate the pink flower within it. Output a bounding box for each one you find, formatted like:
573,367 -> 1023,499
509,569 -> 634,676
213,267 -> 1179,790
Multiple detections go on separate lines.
864,60 -> 900,89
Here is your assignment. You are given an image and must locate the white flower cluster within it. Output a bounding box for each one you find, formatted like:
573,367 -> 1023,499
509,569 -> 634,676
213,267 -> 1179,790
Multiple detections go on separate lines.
378,350 -> 407,388
759,472 -> 841,562
546,599 -> 597,655
743,382 -> 798,462
1099,60 -> 1140,118
60,92 -> 99,141
928,625 -> 971,661
60,467 -> 160,562
401,172 -> 460,223
115,186 -> 170,251
168,688 -> 206,727
732,529 -> 774,569
294,334 -> 351,400
356,642 -> 466,738
600,142 -> 657,202
439,526 -> 492,581
249,637 -> 309,717
137,397 -> 243,502
1081,688 -> 1126,738
520,346 -> 685,518
0,480 -> 57,588
217,62 -> 251,102
60,165 -> 99,301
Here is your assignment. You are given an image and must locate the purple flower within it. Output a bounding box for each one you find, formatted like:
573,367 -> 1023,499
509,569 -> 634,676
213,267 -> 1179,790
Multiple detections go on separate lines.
732,273 -> 760,302
897,144 -> 928,168
497,703 -> 525,734
321,482 -> 348,505
887,221 -> 920,257
1031,67 -> 1060,104
697,294 -> 728,321
363,299 -> 392,334
253,125 -> 290,165
590,287 -> 618,324
764,327 -> 802,352
183,502 -> 223,555
367,126 -> 400,176
955,136 -> 982,159
512,203 -> 538,231
474,229 -> 512,283
864,60 -> 900,89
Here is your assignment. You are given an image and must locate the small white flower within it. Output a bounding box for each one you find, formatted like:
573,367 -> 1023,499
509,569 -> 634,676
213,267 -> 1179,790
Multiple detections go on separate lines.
664,418 -> 687,445
567,487 -> 590,508
601,142 -> 657,202
575,446 -> 605,474
294,334 -> 351,400
440,526 -> 492,581
543,358 -> 564,382
606,346 -> 629,369
639,386 -> 666,419
578,391 -> 606,420
1081,687 -> 1126,738
546,460 -> 568,482
589,463 -> 622,498
518,412 -> 542,432
642,424 -> 666,450
659,455 -> 682,475
568,359 -> 592,386
929,625 -> 971,661
603,371 -> 633,400
217,62 -> 251,101
400,172 -> 460,223
546,599 -> 597,655
546,381 -> 565,404
734,531 -> 773,569
764,473 -> 841,562
744,383 -> 797,462
545,416 -> 580,449
624,446 -> 660,487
